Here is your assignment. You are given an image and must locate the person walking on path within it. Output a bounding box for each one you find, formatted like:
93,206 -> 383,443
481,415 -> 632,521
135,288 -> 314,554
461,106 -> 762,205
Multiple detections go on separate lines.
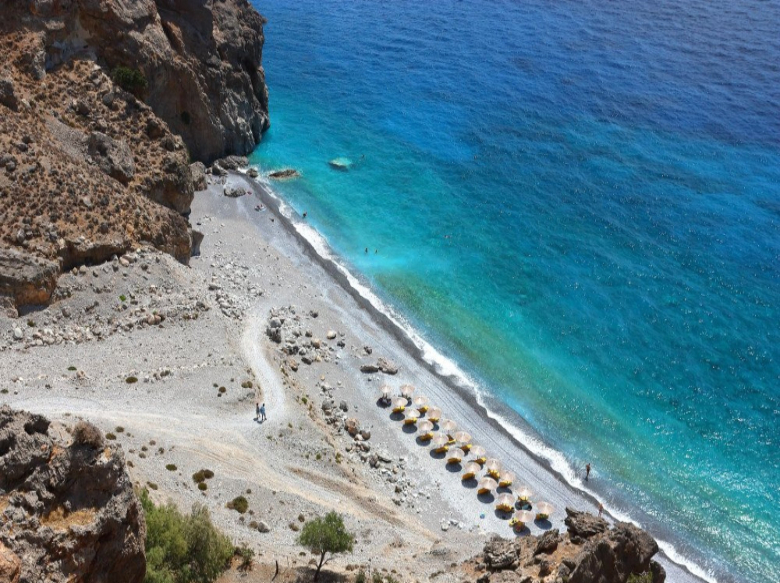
585,463 -> 591,481
255,402 -> 260,421
260,403 -> 267,422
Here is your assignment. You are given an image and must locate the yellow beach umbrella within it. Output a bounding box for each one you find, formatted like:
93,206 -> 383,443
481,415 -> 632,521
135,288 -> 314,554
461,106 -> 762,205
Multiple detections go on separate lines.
477,476 -> 498,495
431,432 -> 450,454
413,395 -> 429,413
453,431 -> 472,451
447,448 -> 465,465
439,419 -> 458,438
495,493 -> 515,512
461,461 -> 481,480
400,384 -> 415,399
417,419 -> 434,441
403,408 -> 420,425
485,459 -> 502,479
510,510 -> 535,531
426,407 -> 442,423
535,502 -> 554,520
498,470 -> 515,488
516,486 -> 533,502
470,445 -> 487,465
391,397 -> 407,414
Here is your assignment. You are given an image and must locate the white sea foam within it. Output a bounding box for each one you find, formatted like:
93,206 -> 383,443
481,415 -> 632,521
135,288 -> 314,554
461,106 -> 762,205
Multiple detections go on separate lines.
245,167 -> 717,583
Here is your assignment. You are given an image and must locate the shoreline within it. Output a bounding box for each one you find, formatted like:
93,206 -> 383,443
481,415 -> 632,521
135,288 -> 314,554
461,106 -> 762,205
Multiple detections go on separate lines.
236,169 -> 717,583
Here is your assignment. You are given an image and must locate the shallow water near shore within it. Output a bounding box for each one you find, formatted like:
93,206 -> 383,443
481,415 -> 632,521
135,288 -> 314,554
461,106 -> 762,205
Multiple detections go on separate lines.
248,0 -> 780,581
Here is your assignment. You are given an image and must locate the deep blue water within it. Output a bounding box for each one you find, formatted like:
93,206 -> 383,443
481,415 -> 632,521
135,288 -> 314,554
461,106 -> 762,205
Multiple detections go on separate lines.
248,1 -> 780,581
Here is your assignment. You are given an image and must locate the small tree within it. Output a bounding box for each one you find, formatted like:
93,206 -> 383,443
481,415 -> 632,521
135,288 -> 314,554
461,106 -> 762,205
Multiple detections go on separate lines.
297,511 -> 355,581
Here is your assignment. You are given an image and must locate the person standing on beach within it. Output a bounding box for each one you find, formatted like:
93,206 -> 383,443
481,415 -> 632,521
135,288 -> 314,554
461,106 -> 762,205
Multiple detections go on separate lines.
586,463 -> 591,481
255,402 -> 260,421
598,502 -> 604,517
260,403 -> 267,422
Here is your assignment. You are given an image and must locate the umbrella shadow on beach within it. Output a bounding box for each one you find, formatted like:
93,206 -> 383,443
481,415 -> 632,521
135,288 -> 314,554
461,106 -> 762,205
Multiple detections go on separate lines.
512,525 -> 532,538
376,398 -> 391,409
401,424 -> 418,435
415,436 -> 432,446
429,449 -> 446,460
389,411 -> 405,422
494,509 -> 513,520
461,477 -> 478,489
477,492 -> 496,504
496,486 -> 513,495
445,462 -> 462,473
534,518 -> 553,530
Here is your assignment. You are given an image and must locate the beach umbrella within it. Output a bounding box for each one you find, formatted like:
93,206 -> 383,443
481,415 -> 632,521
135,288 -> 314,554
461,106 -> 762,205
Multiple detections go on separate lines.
511,510 -> 535,530
400,384 -> 415,399
413,395 -> 429,413
535,502 -> 554,520
379,385 -> 392,402
485,459 -> 502,479
461,461 -> 481,480
447,448 -> 465,464
439,419 -> 458,437
516,486 -> 533,502
453,431 -> 472,451
498,471 -> 515,488
391,397 -> 407,414
495,493 -> 515,512
431,433 -> 450,453
426,407 -> 442,423
417,419 -> 434,440
477,476 -> 498,495
470,445 -> 487,464
403,408 -> 420,425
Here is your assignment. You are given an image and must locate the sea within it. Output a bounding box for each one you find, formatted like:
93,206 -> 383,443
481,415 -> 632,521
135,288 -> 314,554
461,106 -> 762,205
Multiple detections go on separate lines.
247,1 -> 780,581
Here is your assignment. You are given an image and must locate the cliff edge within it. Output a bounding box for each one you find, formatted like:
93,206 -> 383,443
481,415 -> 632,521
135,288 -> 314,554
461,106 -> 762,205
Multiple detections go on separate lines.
0,407 -> 146,583
0,0 -> 269,314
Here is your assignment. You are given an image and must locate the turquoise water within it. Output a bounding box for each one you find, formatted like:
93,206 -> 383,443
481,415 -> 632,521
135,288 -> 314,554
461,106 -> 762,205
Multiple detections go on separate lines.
248,1 -> 780,581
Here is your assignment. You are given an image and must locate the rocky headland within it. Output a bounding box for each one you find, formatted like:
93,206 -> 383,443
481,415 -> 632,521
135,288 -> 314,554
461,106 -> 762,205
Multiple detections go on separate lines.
0,0 -> 269,316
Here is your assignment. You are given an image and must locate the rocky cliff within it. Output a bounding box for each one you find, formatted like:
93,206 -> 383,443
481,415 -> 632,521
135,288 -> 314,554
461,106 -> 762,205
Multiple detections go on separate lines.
0,0 -> 269,314
462,508 -> 665,583
0,407 -> 146,583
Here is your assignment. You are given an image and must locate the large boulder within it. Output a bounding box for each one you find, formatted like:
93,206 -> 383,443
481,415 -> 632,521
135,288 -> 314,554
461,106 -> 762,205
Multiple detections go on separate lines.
0,407 -> 146,583
565,507 -> 609,539
483,536 -> 517,571
0,247 -> 59,312
87,132 -> 135,185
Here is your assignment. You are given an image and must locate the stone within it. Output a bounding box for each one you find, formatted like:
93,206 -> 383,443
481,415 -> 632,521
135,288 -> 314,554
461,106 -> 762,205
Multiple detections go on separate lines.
190,162 -> 207,191
360,363 -> 380,374
257,521 -> 270,533
247,167 -> 259,178
564,508 -> 609,539
0,248 -> 59,310
0,542 -> 21,583
321,400 -> 335,413
360,428 -> 371,440
216,155 -> 248,170
378,357 -> 399,375
0,407 -> 145,583
224,184 -> 246,198
483,536 -> 517,570
339,400 -> 348,412
534,529 -> 560,555
344,417 -> 360,436
0,77 -> 19,111
268,168 -> 301,180
326,330 -> 337,339
87,132 -> 135,184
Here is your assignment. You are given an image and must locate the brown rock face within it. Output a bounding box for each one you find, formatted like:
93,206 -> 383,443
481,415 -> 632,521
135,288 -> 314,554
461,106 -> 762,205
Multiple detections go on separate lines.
21,0 -> 270,163
0,248 -> 59,309
0,407 -> 146,583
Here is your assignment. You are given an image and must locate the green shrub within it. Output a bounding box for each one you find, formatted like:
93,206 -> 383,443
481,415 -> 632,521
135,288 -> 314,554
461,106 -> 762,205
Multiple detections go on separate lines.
236,544 -> 254,572
627,574 -> 653,583
241,380 -> 253,388
141,489 -> 233,583
226,496 -> 249,514
147,482 -> 158,490
166,464 -> 177,472
298,511 -> 355,581
119,295 -> 127,302
197,482 -> 207,491
203,469 -> 214,479
218,386 -> 226,394
126,376 -> 138,384
115,426 -> 125,433
112,66 -> 147,95
355,570 -> 366,583
68,366 -> 77,371
106,432 -> 117,440
192,471 -> 205,484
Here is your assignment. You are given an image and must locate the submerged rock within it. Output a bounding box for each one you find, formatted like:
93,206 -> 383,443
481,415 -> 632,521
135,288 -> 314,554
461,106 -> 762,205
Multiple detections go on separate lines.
328,157 -> 353,171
